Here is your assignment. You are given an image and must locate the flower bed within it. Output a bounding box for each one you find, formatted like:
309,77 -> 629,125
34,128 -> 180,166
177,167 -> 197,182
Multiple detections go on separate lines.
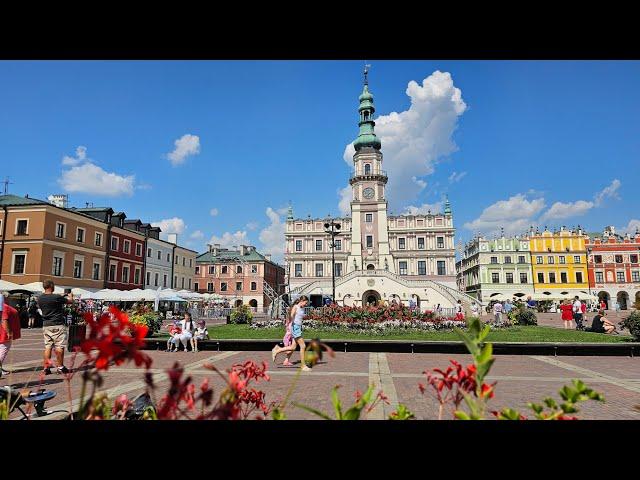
250,304 -> 512,335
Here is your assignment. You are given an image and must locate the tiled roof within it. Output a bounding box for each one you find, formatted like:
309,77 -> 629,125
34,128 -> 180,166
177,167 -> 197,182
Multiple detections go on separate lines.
196,248 -> 276,265
0,194 -> 48,206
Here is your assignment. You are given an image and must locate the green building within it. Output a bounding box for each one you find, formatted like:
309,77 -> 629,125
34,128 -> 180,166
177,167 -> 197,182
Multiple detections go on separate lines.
456,234 -> 534,303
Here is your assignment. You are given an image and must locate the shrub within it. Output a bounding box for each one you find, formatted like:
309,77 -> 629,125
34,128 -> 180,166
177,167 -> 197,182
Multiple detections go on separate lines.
620,311 -> 640,341
515,309 -> 537,326
129,312 -> 162,335
230,305 -> 253,325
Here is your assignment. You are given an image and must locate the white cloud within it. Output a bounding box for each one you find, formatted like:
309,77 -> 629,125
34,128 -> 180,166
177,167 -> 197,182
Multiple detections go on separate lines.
167,134 -> 200,166
540,200 -> 594,221
62,146 -> 88,166
59,163 -> 135,197
208,231 -> 249,249
594,179 -> 621,206
448,171 -> 467,183
209,208 -> 219,217
404,201 -> 443,215
151,217 -> 186,241
412,176 -> 427,190
341,70 -> 467,211
620,219 -> 640,235
58,146 -> 137,197
464,194 -> 546,236
246,221 -> 259,231
259,207 -> 285,263
338,186 -> 352,216
190,230 -> 205,240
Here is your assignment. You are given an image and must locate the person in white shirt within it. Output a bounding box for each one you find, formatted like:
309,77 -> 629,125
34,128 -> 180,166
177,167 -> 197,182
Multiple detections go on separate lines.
572,296 -> 584,330
493,301 -> 503,323
191,319 -> 209,353
172,312 -> 195,352
470,301 -> 480,317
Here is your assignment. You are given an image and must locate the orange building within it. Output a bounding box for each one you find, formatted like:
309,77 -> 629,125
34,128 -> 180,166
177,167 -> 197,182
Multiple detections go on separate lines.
0,194 -> 108,290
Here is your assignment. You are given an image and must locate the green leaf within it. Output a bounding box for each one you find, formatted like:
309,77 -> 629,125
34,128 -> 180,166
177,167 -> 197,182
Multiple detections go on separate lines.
292,402 -> 333,420
342,407 -> 363,420
527,402 -> 543,414
454,410 -> 471,420
477,342 -> 493,365
389,404 -> 415,420
331,386 -> 343,420
543,398 -> 558,409
454,328 -> 478,356
499,408 -> 522,420
476,358 -> 495,384
271,407 -> 287,420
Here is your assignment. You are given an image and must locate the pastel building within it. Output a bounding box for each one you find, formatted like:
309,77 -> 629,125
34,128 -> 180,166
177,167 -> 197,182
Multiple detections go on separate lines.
529,226 -> 590,299
194,244 -> 285,308
171,235 -> 197,291
75,208 -> 147,290
0,194 -> 108,290
586,226 -> 640,310
456,234 -> 534,302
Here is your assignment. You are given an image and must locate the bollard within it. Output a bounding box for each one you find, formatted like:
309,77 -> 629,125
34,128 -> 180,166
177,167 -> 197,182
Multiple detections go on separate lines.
554,346 -> 557,357
411,343 -> 414,354
344,342 -> 347,353
217,341 -> 220,352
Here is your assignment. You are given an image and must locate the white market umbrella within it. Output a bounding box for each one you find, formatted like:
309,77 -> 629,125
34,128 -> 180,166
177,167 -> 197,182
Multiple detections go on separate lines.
0,280 -> 21,291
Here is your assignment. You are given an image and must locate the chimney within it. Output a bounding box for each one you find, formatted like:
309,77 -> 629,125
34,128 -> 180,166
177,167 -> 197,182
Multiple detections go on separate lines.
240,245 -> 248,256
265,254 -> 272,262
167,233 -> 178,245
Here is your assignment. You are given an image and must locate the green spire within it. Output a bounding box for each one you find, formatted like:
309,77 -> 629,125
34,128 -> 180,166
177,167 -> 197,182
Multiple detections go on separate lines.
353,64 -> 381,151
444,195 -> 451,215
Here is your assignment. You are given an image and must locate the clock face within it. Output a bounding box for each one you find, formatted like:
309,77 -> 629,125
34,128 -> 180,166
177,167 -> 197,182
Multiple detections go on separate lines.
363,187 -> 375,199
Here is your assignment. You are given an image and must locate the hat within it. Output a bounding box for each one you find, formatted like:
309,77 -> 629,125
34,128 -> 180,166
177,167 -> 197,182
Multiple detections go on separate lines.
197,319 -> 205,326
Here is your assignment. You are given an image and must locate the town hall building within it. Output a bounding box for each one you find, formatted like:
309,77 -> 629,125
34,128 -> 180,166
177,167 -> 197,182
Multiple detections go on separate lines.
284,69 -> 472,312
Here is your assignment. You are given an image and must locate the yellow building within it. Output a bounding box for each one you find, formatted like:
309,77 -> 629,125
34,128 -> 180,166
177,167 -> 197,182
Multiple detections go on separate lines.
529,227 -> 590,299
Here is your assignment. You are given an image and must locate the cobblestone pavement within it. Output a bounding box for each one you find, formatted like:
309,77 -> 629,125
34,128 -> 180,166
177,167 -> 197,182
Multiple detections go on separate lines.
2,328 -> 639,420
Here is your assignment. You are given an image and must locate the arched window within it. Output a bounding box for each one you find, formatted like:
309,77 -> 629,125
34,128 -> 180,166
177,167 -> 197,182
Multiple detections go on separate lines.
364,163 -> 371,175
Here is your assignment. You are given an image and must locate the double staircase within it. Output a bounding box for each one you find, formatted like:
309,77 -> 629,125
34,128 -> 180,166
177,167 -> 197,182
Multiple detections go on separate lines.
283,269 -> 482,313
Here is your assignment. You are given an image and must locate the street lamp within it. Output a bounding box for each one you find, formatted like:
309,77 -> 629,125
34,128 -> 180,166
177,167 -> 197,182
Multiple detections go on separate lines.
324,216 -> 341,304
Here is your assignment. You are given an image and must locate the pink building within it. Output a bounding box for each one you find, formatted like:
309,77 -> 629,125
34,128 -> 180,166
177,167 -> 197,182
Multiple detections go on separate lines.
194,244 -> 284,309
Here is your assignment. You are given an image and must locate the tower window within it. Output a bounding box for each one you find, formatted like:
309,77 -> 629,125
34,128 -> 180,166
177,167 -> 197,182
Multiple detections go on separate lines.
364,163 -> 371,175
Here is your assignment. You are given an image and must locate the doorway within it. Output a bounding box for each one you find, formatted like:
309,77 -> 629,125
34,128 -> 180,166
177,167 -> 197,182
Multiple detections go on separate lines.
362,290 -> 381,306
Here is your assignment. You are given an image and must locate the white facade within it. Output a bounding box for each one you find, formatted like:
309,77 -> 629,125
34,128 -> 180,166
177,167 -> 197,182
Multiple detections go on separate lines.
145,237 -> 174,289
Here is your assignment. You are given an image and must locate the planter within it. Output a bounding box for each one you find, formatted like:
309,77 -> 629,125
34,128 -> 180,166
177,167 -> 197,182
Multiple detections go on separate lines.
67,324 -> 87,353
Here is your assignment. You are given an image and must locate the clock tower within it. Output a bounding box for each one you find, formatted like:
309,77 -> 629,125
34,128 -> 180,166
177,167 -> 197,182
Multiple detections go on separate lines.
347,66 -> 394,273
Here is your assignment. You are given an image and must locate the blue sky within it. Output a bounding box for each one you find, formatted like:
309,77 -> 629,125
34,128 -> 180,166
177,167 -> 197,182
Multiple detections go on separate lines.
1,60 -> 639,260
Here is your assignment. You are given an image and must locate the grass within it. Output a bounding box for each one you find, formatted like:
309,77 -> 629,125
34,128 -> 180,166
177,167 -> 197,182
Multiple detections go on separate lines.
153,324 -> 634,343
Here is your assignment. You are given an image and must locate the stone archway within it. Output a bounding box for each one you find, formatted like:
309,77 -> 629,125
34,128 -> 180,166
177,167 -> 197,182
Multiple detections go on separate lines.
366,264 -> 375,271
342,294 -> 354,307
598,291 -> 610,309
411,294 -> 420,309
249,299 -> 258,309
234,299 -> 243,307
362,290 -> 381,306
617,291 -> 629,310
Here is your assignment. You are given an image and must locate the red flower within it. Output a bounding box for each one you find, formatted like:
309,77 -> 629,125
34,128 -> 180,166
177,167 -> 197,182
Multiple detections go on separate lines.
80,307 -> 151,371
